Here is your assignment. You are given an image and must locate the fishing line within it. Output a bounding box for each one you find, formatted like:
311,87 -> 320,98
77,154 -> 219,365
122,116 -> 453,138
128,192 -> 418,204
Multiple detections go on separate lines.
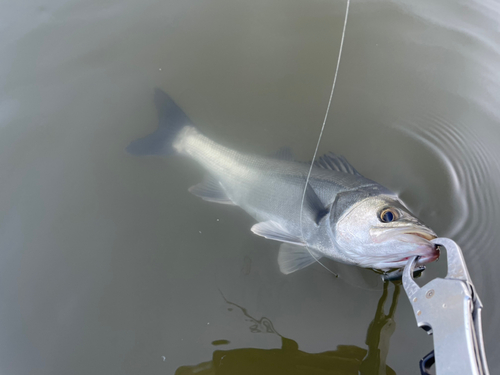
299,0 -> 350,276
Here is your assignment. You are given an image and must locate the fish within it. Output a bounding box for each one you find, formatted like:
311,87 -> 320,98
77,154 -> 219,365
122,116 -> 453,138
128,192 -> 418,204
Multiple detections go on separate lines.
127,89 -> 439,274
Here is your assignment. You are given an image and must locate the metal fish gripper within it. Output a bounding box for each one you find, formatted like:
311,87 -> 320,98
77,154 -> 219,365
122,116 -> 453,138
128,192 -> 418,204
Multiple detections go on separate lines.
402,238 -> 490,375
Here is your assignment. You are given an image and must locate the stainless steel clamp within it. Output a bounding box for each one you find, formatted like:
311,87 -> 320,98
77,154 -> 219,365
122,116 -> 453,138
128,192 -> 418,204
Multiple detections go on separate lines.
402,237 -> 489,375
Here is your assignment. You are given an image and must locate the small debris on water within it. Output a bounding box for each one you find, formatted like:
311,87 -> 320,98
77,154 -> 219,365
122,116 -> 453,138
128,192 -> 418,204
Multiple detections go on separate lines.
162,356 -> 166,362
199,231 -> 202,234
241,256 -> 252,275
212,339 -> 230,346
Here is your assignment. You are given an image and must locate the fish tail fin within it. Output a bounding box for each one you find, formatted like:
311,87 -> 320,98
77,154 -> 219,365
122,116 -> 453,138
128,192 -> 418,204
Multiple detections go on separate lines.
127,88 -> 193,156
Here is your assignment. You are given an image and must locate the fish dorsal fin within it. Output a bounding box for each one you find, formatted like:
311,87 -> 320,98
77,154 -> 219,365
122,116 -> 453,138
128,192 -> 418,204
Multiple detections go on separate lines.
269,147 -> 294,161
278,243 -> 322,274
314,152 -> 361,176
251,221 -> 304,245
188,175 -> 235,205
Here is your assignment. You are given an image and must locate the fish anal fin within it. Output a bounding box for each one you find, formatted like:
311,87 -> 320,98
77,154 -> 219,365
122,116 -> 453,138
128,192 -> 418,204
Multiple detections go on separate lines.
188,176 -> 235,205
251,221 -> 304,245
278,243 -> 322,274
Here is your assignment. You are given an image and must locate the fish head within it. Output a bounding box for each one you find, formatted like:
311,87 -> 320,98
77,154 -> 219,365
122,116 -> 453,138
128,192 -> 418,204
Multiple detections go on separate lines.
330,192 -> 438,271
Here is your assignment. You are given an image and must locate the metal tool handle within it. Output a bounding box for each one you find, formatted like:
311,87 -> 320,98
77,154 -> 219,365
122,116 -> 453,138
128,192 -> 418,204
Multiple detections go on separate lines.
402,238 -> 489,375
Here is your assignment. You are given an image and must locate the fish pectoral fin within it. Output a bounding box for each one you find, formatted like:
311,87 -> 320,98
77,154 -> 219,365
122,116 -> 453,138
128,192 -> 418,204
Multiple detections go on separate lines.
278,243 -> 321,274
304,183 -> 329,225
250,221 -> 304,245
188,175 -> 235,205
314,152 -> 361,176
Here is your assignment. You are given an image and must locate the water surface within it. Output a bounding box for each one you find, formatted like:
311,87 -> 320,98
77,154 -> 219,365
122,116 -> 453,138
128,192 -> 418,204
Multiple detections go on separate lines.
1,0 -> 499,374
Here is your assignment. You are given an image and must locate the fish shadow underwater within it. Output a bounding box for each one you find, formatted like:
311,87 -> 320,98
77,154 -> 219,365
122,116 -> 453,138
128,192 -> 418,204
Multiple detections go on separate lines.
175,282 -> 400,375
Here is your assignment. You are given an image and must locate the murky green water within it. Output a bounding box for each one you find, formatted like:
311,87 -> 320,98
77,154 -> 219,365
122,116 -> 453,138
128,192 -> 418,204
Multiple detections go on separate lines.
1,0 -> 499,374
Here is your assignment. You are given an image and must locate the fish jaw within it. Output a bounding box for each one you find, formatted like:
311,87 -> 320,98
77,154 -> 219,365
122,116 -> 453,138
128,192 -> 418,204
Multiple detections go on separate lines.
332,231 -> 440,271
369,243 -> 440,271
364,224 -> 440,270
333,224 -> 440,271
360,223 -> 439,270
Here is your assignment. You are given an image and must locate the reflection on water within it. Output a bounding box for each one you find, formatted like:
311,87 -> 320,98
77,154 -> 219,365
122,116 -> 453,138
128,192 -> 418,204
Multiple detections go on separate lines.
176,282 -> 400,375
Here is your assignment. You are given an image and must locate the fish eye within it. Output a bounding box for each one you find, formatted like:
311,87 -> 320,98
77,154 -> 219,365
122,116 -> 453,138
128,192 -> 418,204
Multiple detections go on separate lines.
379,208 -> 397,223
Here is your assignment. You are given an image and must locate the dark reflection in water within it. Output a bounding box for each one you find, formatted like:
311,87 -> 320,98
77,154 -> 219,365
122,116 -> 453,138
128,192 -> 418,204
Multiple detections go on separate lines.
176,282 -> 400,375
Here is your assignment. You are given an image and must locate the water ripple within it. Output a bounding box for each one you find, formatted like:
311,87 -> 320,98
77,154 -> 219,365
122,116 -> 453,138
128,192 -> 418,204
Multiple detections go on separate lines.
397,112 -> 500,303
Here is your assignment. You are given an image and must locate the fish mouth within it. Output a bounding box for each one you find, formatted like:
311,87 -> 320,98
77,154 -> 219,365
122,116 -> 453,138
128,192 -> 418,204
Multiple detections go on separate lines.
390,229 -> 439,264
377,250 -> 440,271
406,231 -> 436,241
370,224 -> 437,244
369,225 -> 439,270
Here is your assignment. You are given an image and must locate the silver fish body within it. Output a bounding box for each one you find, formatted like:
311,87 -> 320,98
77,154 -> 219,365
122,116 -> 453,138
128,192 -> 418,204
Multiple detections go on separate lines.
128,90 -> 438,274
